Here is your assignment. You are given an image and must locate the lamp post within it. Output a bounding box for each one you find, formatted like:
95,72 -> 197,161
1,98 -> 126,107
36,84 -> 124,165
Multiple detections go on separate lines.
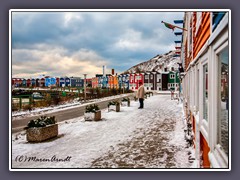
122,75 -> 125,94
83,74 -> 87,102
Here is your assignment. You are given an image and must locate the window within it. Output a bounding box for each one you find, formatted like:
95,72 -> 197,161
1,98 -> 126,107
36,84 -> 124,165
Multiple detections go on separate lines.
145,75 -> 149,79
203,64 -> 208,121
196,68 -> 200,111
170,74 -> 175,79
168,83 -> 175,88
217,46 -> 229,156
137,75 -> 142,80
150,75 -> 153,79
212,12 -> 226,31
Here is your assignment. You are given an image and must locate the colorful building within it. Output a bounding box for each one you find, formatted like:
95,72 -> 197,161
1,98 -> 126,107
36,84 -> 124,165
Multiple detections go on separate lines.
45,77 -> 56,87
168,71 -> 180,90
86,78 -> 92,87
59,77 -> 65,87
113,75 -> 119,89
129,73 -> 144,91
56,77 -> 60,87
31,78 -> 36,87
39,78 -> 45,87
181,11 -> 229,168
70,77 -> 82,87
22,79 -> 26,87
92,77 -> 98,88
26,79 -> 31,87
108,75 -> 114,89
65,77 -> 70,87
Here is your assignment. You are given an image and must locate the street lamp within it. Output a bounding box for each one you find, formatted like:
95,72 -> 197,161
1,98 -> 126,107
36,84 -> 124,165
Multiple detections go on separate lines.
122,75 -> 125,94
83,74 -> 87,102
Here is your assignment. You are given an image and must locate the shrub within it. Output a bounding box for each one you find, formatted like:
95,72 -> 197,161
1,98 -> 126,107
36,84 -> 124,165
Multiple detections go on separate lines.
108,100 -> 120,108
25,116 -> 56,129
23,104 -> 32,111
52,96 -> 61,105
45,93 -> 52,106
85,104 -> 100,113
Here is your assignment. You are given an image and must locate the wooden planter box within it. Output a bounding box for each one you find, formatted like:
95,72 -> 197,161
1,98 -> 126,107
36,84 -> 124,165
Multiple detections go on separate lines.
108,104 -> 120,112
84,110 -> 101,121
121,101 -> 130,107
26,124 -> 58,142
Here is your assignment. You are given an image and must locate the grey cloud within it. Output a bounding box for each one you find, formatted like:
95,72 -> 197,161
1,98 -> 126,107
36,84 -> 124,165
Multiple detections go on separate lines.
12,11 -> 184,77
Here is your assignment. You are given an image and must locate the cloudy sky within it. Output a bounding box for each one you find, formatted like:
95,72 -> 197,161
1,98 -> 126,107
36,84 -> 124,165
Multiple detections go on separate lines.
11,10 -> 184,78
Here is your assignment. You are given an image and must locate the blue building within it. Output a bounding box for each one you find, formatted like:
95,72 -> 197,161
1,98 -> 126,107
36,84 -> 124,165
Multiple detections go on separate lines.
98,76 -> 103,88
31,78 -> 36,87
100,76 -> 107,88
22,79 -> 26,87
70,77 -> 82,87
118,75 -> 123,89
60,77 -> 65,87
65,77 -> 70,87
45,77 -> 56,87
45,77 -> 51,87
50,77 -> 56,86
119,74 -> 130,90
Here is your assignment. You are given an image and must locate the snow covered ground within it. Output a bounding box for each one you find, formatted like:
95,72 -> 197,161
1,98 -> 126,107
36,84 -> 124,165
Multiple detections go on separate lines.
11,94 -> 195,169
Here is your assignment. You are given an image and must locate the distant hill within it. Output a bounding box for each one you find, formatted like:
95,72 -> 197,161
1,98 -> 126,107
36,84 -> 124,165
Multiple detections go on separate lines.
123,50 -> 181,74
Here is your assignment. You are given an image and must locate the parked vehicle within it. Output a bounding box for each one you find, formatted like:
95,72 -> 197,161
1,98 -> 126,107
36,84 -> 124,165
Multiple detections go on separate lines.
32,92 -> 44,99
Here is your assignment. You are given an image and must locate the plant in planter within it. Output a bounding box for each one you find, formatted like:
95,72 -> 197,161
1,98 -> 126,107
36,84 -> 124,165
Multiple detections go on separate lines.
146,91 -> 153,97
25,116 -> 58,142
108,100 -> 120,112
84,104 -> 101,121
121,97 -> 130,107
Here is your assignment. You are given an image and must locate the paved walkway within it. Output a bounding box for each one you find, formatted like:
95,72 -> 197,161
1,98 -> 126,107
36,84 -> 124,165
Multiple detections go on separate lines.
90,95 -> 193,168
12,94 -> 194,169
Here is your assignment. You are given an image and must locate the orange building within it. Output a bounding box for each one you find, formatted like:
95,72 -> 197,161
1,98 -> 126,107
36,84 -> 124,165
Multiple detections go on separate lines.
181,11 -> 230,168
91,77 -> 98,88
113,76 -> 119,89
108,75 -> 114,89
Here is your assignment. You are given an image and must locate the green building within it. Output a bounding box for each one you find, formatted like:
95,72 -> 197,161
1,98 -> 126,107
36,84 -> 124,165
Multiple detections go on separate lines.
168,71 -> 180,90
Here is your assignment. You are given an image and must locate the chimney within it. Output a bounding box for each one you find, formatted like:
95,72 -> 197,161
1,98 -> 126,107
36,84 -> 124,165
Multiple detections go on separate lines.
112,69 -> 115,75
103,66 -> 105,77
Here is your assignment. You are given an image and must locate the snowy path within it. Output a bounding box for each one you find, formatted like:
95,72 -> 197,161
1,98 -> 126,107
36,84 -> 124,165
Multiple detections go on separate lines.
11,95 -> 195,169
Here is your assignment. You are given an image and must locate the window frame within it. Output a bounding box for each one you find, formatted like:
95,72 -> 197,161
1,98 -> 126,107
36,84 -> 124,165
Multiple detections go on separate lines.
212,40 -> 229,165
199,52 -> 209,141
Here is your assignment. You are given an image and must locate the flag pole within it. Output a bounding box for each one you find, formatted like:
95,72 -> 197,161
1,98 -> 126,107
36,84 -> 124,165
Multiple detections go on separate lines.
161,21 -> 187,31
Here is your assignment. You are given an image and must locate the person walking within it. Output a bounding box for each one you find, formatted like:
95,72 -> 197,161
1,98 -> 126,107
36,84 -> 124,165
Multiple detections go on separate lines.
137,82 -> 145,109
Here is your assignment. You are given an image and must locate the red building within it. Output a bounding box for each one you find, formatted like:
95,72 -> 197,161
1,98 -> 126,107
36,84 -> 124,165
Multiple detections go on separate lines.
129,73 -> 144,91
56,77 -> 60,87
26,79 -> 31,87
